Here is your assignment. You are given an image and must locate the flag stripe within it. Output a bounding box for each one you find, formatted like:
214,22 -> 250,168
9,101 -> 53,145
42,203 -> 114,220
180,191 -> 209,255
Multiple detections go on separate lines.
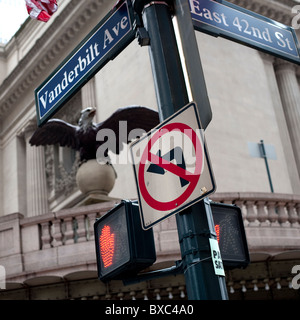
25,0 -> 58,22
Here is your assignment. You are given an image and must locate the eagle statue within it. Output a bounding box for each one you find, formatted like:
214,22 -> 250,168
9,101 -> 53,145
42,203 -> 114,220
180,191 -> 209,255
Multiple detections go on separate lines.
29,106 -> 160,163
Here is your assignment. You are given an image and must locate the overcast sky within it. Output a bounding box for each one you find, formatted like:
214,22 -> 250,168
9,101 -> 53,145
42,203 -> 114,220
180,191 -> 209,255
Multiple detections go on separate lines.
0,0 -> 28,44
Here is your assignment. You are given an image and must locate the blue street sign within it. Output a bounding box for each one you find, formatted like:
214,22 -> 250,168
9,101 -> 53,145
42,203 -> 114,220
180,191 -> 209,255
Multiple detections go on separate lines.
189,0 -> 300,65
35,1 -> 135,126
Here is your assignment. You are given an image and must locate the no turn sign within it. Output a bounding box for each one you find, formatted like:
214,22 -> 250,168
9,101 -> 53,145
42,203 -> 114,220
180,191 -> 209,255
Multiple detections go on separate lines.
130,102 -> 216,229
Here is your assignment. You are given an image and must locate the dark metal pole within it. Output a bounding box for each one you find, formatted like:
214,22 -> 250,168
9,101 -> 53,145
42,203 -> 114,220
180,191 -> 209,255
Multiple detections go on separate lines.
134,0 -> 188,120
173,0 -> 212,129
260,140 -> 274,193
133,0 -> 228,300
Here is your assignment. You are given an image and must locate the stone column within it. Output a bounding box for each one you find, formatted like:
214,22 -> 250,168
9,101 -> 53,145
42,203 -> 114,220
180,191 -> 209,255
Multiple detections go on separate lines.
81,77 -> 97,115
23,120 -> 49,217
274,60 -> 300,178
260,53 -> 300,193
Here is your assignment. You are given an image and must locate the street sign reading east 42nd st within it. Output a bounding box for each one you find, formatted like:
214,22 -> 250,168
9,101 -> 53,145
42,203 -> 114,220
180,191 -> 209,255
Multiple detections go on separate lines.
189,0 -> 300,65
35,1 -> 135,126
130,102 -> 216,230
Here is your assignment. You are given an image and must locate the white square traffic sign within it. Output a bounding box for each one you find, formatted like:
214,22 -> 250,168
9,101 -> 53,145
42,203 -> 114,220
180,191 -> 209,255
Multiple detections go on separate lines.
130,102 -> 216,229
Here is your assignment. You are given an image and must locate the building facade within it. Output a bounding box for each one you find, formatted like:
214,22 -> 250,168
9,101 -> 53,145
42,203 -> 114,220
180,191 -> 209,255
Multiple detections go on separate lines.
0,0 -> 300,299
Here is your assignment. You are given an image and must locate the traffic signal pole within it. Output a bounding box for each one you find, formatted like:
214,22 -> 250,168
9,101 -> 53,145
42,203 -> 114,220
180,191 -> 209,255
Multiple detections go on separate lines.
133,0 -> 228,300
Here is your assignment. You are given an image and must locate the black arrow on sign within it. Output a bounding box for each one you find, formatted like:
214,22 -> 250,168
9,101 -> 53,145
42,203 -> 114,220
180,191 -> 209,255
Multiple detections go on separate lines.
147,147 -> 189,187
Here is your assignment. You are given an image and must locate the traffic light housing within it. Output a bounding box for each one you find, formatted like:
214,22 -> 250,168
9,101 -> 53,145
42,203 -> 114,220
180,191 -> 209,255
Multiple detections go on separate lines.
210,202 -> 250,270
94,200 -> 156,282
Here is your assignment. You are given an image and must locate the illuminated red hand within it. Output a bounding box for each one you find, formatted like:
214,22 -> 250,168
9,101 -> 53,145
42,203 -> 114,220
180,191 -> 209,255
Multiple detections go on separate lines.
100,225 -> 115,268
215,224 -> 220,243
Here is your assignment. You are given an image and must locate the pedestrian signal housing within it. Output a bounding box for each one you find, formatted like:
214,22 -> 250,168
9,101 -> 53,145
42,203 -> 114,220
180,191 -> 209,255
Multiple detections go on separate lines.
211,202 -> 250,269
94,200 -> 156,281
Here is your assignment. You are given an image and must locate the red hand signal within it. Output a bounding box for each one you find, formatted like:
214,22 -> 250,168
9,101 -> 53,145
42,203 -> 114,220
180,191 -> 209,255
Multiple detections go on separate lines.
215,224 -> 220,243
100,225 -> 115,268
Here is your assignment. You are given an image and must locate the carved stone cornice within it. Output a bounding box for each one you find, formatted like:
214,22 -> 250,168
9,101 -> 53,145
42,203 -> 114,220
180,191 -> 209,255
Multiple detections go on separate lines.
18,119 -> 37,140
0,0 -> 105,118
274,57 -> 299,73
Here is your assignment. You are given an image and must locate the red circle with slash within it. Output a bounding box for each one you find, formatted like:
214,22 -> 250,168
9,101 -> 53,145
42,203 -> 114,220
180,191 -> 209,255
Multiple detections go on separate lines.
138,122 -> 203,211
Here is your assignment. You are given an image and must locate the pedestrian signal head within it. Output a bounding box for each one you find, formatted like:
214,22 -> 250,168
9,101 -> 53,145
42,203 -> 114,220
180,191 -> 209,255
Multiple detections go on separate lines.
211,202 -> 250,269
94,200 -> 156,281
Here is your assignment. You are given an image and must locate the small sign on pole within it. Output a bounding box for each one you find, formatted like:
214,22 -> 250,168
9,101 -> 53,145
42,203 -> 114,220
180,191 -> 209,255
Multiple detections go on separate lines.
209,238 -> 225,277
130,102 -> 216,230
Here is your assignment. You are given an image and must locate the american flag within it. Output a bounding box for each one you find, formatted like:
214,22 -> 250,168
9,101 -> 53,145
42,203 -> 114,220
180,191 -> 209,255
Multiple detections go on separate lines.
25,0 -> 58,22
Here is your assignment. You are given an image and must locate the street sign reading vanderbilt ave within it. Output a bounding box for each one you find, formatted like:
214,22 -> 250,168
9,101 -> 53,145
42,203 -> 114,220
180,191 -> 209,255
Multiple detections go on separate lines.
189,0 -> 300,65
35,1 -> 135,126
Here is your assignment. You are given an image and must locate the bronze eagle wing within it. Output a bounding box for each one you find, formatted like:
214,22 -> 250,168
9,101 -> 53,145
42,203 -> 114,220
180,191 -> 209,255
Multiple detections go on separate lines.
29,119 -> 80,150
